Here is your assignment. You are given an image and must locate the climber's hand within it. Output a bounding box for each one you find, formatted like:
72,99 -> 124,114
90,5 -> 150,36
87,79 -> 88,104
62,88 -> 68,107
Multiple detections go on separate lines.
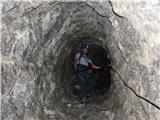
100,65 -> 107,71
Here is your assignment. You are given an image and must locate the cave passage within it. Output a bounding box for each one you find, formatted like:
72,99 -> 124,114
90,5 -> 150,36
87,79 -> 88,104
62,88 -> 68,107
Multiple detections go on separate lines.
63,42 -> 112,99
2,1 -> 160,120
90,44 -> 111,92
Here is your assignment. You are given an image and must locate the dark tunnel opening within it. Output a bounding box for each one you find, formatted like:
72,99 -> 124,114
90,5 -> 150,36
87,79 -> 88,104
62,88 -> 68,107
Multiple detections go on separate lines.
89,44 -> 111,93
60,39 -> 112,102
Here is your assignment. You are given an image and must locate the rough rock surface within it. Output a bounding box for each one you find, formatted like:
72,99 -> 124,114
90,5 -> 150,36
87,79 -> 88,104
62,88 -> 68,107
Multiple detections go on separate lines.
1,0 -> 160,120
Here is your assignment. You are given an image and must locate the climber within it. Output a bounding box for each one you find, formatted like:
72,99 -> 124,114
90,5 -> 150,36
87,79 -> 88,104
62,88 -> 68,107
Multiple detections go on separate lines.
73,43 -> 103,104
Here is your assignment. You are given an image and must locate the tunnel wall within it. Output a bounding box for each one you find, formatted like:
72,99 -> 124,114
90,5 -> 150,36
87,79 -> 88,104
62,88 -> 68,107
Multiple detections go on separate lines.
1,0 -> 160,120
87,1 -> 160,119
1,1 -> 111,119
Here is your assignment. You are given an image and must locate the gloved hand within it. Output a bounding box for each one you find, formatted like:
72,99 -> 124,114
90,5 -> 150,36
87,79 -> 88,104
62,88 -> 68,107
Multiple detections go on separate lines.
100,65 -> 107,71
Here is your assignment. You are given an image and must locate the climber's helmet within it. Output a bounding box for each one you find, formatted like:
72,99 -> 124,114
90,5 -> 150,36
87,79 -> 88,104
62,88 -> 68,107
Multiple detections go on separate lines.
80,43 -> 89,49
80,43 -> 89,54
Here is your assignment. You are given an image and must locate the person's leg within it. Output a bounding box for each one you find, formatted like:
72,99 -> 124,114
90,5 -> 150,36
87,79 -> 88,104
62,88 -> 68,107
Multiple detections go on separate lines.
77,72 -> 87,103
80,80 -> 87,103
79,78 -> 86,99
86,74 -> 96,96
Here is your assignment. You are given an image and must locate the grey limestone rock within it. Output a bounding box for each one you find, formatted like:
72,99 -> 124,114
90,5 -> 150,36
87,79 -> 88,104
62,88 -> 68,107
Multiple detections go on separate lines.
1,0 -> 160,120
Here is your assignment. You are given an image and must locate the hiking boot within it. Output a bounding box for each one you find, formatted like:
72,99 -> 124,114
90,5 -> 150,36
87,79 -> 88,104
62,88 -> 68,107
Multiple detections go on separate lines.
80,97 -> 87,104
86,93 -> 92,98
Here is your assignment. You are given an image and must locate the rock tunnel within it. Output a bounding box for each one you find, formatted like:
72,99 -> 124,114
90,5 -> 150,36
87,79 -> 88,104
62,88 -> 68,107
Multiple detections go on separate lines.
1,0 -> 160,120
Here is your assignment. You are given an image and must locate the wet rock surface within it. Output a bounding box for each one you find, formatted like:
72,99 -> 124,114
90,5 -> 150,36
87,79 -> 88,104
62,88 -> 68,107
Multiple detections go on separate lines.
1,0 -> 160,120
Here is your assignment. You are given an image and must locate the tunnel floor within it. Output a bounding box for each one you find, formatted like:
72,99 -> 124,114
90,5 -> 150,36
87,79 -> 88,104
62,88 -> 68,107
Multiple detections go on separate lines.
43,88 -> 116,120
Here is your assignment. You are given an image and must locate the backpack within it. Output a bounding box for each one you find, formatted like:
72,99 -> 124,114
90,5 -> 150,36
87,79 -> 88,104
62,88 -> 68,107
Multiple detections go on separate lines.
73,52 -> 82,71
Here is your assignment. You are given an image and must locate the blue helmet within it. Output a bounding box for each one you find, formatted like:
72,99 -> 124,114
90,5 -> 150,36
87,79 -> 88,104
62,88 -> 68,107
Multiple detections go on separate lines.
80,43 -> 89,49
